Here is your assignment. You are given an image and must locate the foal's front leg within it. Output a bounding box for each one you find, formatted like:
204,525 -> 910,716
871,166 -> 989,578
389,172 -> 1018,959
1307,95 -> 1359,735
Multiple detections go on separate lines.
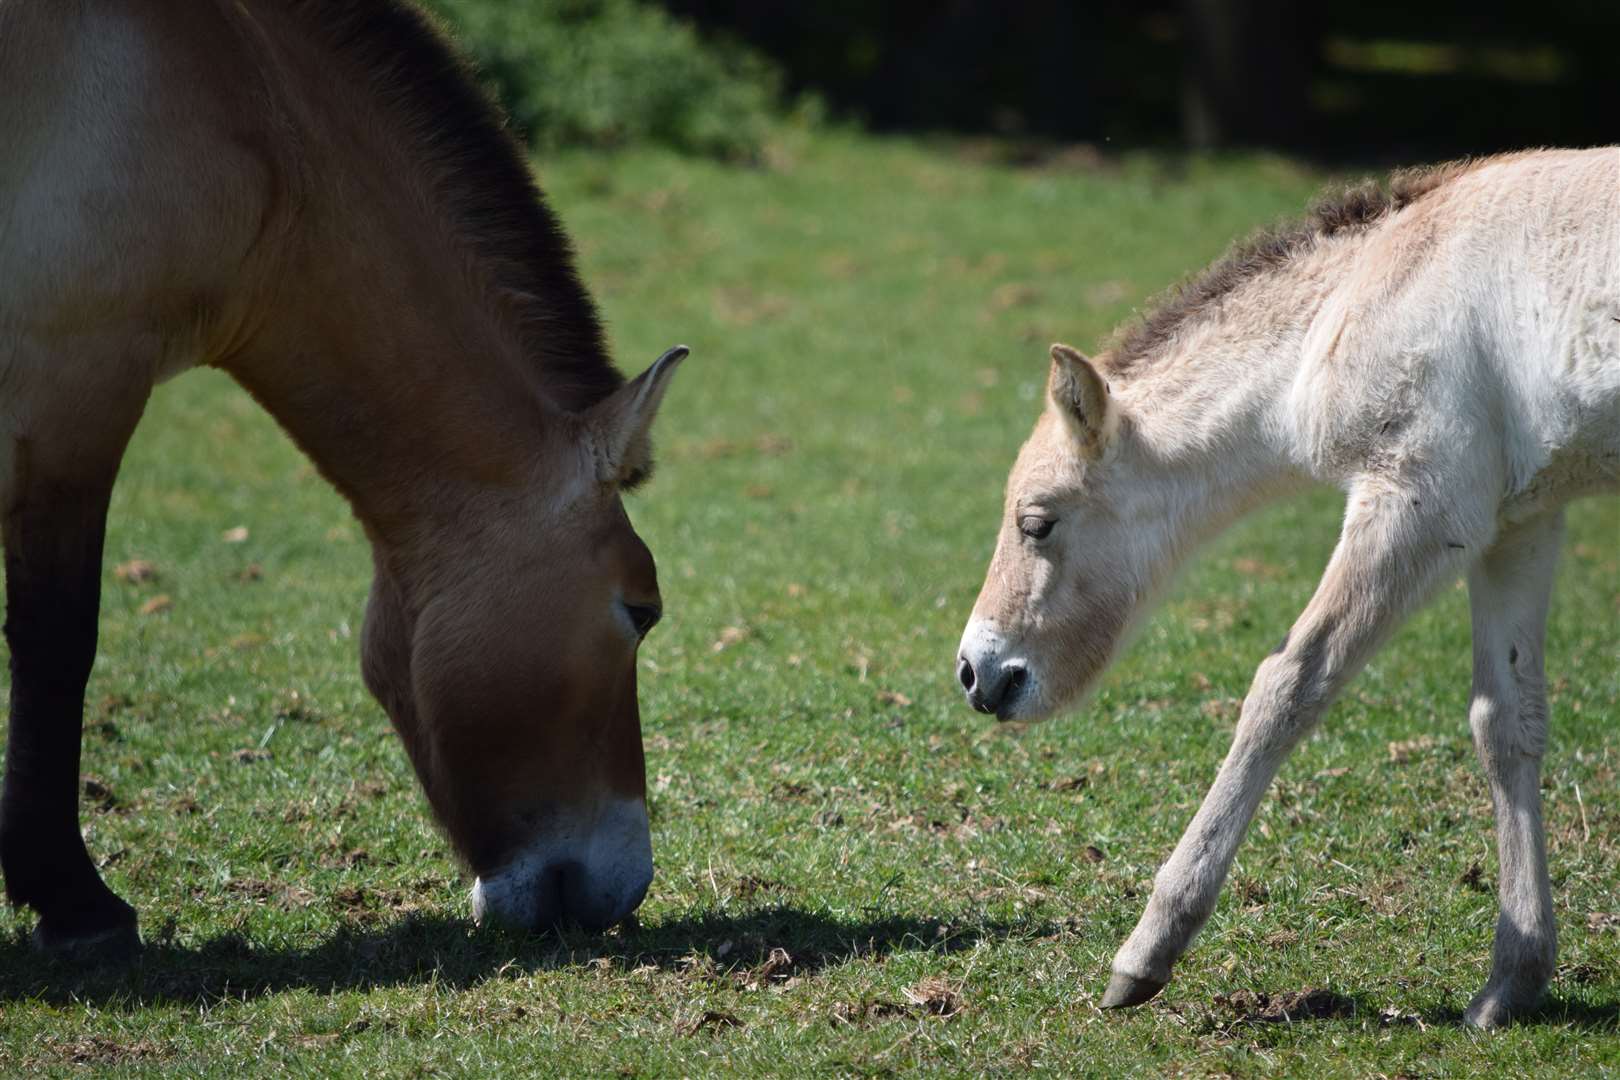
1462,510 -> 1562,1029
1102,485 -> 1481,1008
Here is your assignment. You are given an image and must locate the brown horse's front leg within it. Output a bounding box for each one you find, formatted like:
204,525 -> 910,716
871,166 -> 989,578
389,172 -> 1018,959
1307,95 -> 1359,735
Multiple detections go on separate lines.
0,469 -> 139,955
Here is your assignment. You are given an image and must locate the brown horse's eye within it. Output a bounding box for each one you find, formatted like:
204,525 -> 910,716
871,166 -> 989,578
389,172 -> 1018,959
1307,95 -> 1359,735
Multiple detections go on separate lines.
625,603 -> 662,637
1019,517 -> 1055,540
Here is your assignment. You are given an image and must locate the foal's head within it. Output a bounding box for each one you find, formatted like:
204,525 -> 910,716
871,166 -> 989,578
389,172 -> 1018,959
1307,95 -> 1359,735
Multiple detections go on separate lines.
958,344 -> 1150,721
362,348 -> 687,932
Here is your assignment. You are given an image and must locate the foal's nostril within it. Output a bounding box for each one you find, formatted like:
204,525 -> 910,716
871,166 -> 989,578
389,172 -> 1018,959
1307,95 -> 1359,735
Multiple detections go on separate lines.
1006,667 -> 1027,697
957,656 -> 977,692
969,663 -> 1027,717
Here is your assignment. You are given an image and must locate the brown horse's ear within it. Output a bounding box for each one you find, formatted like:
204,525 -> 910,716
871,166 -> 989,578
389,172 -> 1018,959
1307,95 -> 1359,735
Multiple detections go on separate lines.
585,345 -> 688,488
1048,343 -> 1117,453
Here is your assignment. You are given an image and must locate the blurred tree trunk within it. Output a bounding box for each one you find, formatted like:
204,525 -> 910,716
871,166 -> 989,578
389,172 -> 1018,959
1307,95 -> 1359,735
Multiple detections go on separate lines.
1180,0 -> 1319,149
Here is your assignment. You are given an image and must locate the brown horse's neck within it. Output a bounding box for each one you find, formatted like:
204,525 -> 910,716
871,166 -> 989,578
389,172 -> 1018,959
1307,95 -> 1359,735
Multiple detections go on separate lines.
215,0 -> 607,564
221,261 -> 560,557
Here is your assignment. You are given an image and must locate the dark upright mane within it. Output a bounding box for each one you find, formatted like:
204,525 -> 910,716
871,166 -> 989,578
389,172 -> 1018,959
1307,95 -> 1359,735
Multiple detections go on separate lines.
289,0 -> 621,412
1105,161 -> 1475,376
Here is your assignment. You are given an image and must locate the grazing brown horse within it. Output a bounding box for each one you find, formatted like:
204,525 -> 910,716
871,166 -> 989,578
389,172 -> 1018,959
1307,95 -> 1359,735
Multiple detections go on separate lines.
0,0 -> 685,951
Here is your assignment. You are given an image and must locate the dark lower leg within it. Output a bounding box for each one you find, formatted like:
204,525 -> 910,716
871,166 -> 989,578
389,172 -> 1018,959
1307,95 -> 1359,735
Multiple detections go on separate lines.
0,487 -> 138,950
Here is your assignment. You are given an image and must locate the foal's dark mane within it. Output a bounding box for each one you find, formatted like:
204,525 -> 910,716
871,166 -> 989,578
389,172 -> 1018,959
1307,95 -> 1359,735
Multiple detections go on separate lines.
1105,160 -> 1479,376
289,0 -> 621,412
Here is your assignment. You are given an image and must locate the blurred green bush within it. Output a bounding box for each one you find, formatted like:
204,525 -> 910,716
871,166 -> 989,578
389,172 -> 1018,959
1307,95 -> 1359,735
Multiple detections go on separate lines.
421,0 -> 796,159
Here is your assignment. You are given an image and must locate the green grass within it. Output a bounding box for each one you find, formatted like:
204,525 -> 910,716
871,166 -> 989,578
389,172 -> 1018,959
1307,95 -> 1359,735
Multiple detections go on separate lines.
2,133 -> 1616,1076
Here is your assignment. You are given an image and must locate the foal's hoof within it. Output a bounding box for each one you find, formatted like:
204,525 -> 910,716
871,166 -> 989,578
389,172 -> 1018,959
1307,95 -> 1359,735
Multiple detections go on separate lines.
1101,970 -> 1168,1009
1463,985 -> 1537,1030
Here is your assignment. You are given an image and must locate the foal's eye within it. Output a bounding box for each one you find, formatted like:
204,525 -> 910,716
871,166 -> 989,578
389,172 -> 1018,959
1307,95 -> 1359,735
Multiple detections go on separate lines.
624,603 -> 662,637
1019,516 -> 1055,540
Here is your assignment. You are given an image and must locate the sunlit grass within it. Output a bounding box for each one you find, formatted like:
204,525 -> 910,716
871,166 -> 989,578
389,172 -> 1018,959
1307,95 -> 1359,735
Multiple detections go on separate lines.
2,132 -> 1615,1075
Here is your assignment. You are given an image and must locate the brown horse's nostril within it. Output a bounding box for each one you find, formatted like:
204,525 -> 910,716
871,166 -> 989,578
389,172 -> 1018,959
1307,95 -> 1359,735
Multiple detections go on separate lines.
530,863 -> 567,930
957,656 -> 976,692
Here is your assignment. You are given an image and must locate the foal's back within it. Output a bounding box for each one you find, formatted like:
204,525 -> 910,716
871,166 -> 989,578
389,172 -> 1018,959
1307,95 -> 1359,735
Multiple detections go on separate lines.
1298,147 -> 1620,505
1437,149 -> 1619,500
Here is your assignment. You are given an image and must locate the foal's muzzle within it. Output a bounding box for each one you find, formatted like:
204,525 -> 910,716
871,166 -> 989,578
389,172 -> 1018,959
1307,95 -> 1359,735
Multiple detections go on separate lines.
959,654 -> 1023,722
958,654 -> 1028,717
956,618 -> 1034,721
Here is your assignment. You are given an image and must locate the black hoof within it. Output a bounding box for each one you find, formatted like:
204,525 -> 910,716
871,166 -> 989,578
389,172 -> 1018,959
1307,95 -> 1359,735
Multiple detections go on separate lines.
1101,970 -> 1168,1009
33,899 -> 141,962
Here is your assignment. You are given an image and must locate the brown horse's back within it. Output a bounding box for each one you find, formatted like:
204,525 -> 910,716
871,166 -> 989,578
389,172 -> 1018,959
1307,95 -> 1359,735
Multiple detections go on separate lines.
0,2 -> 275,387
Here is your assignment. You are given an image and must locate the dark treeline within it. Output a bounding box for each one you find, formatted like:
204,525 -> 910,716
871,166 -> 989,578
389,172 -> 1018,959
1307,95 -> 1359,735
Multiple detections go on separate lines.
658,0 -> 1617,160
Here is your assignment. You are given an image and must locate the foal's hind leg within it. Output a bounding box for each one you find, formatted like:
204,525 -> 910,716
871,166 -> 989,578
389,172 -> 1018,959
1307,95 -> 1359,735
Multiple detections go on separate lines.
1462,510 -> 1563,1029
1103,481 -> 1485,1009
0,341 -> 150,955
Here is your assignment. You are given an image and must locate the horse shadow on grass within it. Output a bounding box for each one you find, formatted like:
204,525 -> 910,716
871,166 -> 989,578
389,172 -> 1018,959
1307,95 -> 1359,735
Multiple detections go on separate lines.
0,904 -> 1050,1008
4,910 -> 1615,1032
1176,986 -> 1618,1035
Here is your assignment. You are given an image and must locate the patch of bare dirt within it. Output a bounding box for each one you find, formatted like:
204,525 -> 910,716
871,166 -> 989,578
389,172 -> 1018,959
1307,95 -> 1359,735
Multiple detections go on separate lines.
734,946 -> 796,992
676,433 -> 794,462
711,625 -> 749,652
681,1009 -> 742,1036
211,877 -> 317,911
1212,988 -> 1355,1023
904,976 -> 964,1017
1233,877 -> 1270,906
81,776 -> 123,814
1231,556 -> 1285,579
114,559 -> 159,584
831,977 -> 965,1026
711,286 -> 790,327
984,282 -> 1042,317
39,1036 -> 171,1066
318,847 -> 371,871
1459,861 -> 1491,893
830,1000 -> 909,1026
730,875 -> 788,902
1387,735 -> 1440,764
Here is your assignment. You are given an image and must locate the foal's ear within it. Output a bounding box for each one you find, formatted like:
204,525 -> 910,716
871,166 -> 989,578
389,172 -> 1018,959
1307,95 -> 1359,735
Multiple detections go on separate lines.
585,345 -> 688,488
1047,343 -> 1117,453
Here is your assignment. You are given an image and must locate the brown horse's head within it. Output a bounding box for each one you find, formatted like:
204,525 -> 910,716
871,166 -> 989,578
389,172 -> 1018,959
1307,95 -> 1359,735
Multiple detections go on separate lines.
958,344 -> 1151,721
361,347 -> 687,931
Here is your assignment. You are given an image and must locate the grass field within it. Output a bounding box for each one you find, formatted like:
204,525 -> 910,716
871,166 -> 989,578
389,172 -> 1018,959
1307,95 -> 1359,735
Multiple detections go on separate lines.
1,132 -> 1616,1076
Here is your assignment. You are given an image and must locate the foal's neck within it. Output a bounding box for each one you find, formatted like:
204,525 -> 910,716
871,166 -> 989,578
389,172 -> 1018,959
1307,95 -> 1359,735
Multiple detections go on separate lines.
1109,253 -> 1340,544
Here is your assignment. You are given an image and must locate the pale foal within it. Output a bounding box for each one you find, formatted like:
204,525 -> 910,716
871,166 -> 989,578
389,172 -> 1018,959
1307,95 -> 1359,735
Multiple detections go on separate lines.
958,148 -> 1620,1028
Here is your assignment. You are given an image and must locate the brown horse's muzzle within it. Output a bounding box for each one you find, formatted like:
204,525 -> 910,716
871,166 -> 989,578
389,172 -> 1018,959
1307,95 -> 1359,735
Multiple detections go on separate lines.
469,797 -> 653,931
